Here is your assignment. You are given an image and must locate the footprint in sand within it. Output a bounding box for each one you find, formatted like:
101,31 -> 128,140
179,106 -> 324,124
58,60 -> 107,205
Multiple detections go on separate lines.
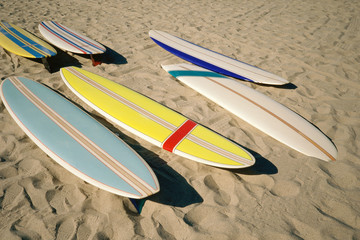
2,183 -> 24,211
46,184 -> 86,215
56,217 -> 77,240
19,178 -> 50,211
316,198 -> 360,230
204,174 -> 231,206
270,180 -> 301,198
318,163 -> 359,190
0,165 -> 18,179
284,216 -> 323,239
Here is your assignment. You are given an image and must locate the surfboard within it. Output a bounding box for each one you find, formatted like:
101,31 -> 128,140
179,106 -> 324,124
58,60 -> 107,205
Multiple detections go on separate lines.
162,63 -> 337,162
0,21 -> 57,71
0,21 -> 57,58
0,77 -> 159,199
38,21 -> 106,66
149,30 -> 289,85
60,67 -> 255,169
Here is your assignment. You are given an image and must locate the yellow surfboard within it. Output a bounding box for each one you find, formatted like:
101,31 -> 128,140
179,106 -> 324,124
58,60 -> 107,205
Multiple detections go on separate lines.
0,21 -> 56,58
60,67 -> 255,168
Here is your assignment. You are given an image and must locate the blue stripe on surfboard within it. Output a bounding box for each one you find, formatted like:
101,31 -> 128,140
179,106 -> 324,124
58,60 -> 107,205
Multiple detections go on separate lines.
51,21 -> 105,52
0,23 -> 46,58
40,22 -> 92,54
167,70 -> 228,78
150,37 -> 254,83
0,22 -> 56,58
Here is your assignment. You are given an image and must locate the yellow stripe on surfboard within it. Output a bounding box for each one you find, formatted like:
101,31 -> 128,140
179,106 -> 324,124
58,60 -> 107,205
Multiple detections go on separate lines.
61,67 -> 254,167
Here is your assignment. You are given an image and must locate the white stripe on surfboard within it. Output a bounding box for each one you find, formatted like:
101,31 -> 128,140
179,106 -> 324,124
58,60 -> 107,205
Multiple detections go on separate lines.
63,67 -> 254,166
49,21 -> 105,51
9,77 -> 156,197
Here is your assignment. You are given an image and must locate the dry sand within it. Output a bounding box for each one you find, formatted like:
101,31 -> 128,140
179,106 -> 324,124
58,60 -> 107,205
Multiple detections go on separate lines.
0,0 -> 359,239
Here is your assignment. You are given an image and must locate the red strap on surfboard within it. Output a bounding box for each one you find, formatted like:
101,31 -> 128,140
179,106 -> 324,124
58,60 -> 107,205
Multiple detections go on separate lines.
162,120 -> 197,152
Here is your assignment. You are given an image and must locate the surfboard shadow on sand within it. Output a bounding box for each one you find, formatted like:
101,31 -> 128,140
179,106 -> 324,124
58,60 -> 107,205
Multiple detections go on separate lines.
72,45 -> 128,67
90,114 -> 204,211
231,149 -> 278,175
50,45 -> 127,71
256,82 -> 297,90
27,47 -> 81,73
97,45 -> 127,65
29,45 -> 127,73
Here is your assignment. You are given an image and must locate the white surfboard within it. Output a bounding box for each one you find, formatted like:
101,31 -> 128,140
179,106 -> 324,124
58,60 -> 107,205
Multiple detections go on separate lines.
162,63 -> 337,162
149,30 -> 289,85
38,21 -> 106,66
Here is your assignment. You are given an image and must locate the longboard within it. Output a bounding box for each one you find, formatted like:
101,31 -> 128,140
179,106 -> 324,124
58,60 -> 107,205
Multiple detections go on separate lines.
149,30 -> 289,85
60,67 -> 255,169
162,63 -> 337,162
0,77 -> 159,199
0,21 -> 57,70
38,21 -> 106,66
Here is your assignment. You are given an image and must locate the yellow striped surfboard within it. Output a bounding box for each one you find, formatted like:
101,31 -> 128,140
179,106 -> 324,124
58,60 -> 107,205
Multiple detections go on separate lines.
60,67 -> 255,169
0,21 -> 56,58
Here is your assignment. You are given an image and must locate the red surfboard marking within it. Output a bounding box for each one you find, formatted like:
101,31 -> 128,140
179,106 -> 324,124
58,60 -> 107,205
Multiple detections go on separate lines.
162,119 -> 197,152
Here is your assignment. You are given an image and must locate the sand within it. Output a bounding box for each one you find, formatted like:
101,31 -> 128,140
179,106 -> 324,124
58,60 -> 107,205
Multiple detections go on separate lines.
0,0 -> 359,239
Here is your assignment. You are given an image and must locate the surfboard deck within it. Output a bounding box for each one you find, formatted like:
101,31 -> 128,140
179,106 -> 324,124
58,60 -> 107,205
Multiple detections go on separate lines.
149,30 -> 289,85
38,21 -> 106,66
0,77 -> 159,199
0,21 -> 56,59
60,67 -> 255,169
162,63 -> 337,162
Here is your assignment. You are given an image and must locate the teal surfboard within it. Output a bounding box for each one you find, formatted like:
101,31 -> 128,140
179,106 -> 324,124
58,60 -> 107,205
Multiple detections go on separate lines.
0,77 -> 159,199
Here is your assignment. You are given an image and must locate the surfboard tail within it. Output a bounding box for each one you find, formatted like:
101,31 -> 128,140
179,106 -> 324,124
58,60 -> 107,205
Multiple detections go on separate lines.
130,198 -> 147,214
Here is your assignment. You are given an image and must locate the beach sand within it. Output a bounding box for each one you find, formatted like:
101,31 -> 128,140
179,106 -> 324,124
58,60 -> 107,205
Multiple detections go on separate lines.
0,0 -> 359,239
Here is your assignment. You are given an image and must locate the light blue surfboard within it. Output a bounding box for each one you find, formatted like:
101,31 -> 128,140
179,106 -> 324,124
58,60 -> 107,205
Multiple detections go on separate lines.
0,77 -> 159,199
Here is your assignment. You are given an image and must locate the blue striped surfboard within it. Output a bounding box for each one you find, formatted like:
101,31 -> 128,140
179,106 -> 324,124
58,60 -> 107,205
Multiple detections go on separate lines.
0,77 -> 159,199
0,21 -> 56,58
149,30 -> 289,85
38,21 -> 105,55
